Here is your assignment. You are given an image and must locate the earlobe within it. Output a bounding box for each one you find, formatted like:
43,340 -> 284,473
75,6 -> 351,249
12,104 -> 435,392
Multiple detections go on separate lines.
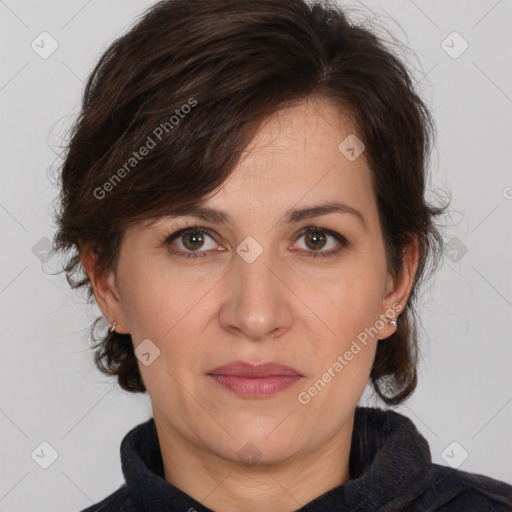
80,247 -> 129,334
379,236 -> 419,340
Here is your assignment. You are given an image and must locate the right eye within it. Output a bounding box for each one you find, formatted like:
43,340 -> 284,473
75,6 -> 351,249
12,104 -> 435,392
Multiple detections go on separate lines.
161,227 -> 223,259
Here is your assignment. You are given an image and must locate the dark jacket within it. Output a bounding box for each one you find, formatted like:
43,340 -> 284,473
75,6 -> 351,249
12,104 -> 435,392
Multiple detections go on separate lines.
79,406 -> 512,511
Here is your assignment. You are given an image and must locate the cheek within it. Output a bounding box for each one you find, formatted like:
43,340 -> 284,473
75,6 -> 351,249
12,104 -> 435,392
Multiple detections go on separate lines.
301,257 -> 385,334
121,265 -> 213,376
117,254 -> 209,337
292,254 -> 385,392
296,278 -> 380,414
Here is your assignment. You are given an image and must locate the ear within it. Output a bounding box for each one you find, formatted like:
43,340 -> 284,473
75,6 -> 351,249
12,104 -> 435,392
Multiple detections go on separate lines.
378,235 -> 419,340
80,244 -> 130,334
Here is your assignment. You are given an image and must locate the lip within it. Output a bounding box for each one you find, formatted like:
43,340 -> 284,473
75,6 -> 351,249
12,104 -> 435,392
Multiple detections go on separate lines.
208,361 -> 302,377
207,361 -> 303,398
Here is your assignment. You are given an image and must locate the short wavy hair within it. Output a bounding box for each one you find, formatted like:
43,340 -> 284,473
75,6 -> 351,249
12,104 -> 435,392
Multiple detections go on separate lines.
51,0 -> 448,405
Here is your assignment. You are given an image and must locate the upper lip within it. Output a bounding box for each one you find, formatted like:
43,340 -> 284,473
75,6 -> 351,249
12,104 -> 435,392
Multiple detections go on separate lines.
208,361 -> 302,378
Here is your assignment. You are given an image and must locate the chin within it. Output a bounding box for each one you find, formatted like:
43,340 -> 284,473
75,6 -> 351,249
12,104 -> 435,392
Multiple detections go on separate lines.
205,420 -> 303,465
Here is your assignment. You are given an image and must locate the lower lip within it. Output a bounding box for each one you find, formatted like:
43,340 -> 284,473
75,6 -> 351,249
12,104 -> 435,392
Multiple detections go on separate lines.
208,374 -> 303,397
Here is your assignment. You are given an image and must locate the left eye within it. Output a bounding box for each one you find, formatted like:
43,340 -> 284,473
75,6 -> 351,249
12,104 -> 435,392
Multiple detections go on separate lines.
292,227 -> 348,257
164,228 -> 219,257
162,226 -> 348,259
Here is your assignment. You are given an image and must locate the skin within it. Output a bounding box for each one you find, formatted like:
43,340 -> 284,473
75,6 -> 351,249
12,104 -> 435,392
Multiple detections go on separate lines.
82,98 -> 419,512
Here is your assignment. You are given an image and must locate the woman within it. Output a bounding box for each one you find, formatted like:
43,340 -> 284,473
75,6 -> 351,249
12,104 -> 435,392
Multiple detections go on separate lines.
52,0 -> 512,510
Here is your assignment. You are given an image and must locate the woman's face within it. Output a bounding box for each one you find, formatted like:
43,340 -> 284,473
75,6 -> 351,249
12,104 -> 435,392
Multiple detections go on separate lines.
87,99 -> 415,466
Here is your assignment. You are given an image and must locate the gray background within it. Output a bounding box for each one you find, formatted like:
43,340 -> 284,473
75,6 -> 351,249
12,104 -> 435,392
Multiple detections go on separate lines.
1,0 -> 511,510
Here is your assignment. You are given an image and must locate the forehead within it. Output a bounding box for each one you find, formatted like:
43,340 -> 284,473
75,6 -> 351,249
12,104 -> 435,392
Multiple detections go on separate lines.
142,99 -> 380,235
202,99 -> 378,227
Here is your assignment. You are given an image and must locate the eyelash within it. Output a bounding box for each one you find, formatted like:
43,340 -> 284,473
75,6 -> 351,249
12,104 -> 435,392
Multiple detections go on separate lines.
159,225 -> 350,260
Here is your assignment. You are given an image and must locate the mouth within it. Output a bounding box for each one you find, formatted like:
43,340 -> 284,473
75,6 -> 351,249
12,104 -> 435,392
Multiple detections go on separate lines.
207,361 -> 304,398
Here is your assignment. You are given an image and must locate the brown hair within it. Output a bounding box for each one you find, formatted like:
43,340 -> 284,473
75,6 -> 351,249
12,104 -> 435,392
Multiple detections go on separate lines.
51,0 -> 448,405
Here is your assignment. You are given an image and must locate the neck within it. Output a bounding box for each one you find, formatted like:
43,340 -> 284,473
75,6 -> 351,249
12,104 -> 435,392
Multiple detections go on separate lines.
154,409 -> 354,512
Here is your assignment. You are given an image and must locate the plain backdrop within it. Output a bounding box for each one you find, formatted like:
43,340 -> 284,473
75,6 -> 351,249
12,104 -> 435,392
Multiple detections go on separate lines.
1,0 -> 511,510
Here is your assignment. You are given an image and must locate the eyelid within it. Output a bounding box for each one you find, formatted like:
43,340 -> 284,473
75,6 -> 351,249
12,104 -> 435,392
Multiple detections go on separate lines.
292,226 -> 349,256
160,224 -> 349,258
161,227 -> 219,255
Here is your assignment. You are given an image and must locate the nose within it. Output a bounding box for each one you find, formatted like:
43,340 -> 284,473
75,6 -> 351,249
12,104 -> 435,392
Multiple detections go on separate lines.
218,245 -> 293,342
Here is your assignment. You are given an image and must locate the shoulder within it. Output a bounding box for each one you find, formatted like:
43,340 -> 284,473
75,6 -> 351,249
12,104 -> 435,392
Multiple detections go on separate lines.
414,463 -> 512,511
78,485 -> 132,512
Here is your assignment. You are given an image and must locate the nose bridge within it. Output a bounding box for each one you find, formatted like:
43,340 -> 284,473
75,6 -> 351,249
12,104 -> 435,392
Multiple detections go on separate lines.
219,238 -> 292,340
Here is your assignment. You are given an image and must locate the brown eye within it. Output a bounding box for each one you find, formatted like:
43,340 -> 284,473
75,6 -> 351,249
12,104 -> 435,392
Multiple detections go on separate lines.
182,231 -> 206,251
294,227 -> 348,258
163,228 -> 219,258
304,230 -> 328,250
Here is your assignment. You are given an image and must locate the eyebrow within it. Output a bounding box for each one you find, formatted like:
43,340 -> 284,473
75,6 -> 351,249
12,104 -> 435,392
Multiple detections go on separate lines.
148,201 -> 367,230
